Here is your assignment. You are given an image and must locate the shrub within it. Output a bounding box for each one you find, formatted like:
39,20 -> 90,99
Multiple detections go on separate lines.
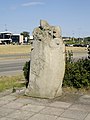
63,51 -> 90,88
23,60 -> 30,88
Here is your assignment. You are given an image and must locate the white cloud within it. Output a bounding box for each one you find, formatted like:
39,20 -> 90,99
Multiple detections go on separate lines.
22,2 -> 44,7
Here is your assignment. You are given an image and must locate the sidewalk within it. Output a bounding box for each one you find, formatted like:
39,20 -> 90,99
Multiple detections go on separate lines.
0,88 -> 90,120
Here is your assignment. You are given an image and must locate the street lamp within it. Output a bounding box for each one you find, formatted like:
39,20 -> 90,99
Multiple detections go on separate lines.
72,33 -> 74,43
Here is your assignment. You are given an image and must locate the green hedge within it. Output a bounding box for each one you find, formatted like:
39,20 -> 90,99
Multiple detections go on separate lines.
23,61 -> 30,88
63,57 -> 90,88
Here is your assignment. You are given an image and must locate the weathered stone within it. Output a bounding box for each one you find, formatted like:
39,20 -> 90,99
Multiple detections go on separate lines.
40,20 -> 49,29
25,20 -> 65,99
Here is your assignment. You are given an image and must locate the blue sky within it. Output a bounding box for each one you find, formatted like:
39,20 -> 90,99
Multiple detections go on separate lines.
0,0 -> 90,37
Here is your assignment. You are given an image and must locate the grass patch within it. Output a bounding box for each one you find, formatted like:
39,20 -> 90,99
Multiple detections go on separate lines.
66,47 -> 87,53
0,75 -> 25,92
0,45 -> 31,54
0,45 -> 87,55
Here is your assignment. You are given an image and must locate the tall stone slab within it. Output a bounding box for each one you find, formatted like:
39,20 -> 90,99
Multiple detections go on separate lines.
25,20 -> 65,99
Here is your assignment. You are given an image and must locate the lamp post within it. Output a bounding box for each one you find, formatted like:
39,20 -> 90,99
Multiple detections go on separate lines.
72,33 -> 74,43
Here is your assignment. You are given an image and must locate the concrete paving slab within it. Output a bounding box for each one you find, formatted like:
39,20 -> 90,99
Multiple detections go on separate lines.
79,95 -> 90,104
0,95 -> 16,102
15,96 -> 51,106
6,110 -> 35,120
0,89 -> 12,98
0,89 -> 90,120
84,114 -> 90,120
21,104 -> 45,113
0,107 -> 14,117
0,95 -> 16,107
28,113 -> 57,120
0,99 -> 10,107
15,98 -> 32,104
3,101 -> 24,109
61,109 -> 88,120
69,103 -> 90,112
49,101 -> 72,109
0,117 -> 16,120
40,106 -> 65,116
56,117 -> 76,120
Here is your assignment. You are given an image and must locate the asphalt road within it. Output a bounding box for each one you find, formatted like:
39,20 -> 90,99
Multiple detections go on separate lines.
0,51 -> 88,76
0,53 -> 30,59
0,58 -> 30,76
73,52 -> 88,60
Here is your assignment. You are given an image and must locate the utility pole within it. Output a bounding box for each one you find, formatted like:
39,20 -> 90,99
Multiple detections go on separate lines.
72,33 -> 74,43
5,24 -> 8,31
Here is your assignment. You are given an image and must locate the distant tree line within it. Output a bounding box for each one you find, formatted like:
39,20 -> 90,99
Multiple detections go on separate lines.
20,31 -> 30,43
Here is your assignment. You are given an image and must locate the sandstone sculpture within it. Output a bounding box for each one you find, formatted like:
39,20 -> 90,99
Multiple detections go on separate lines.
25,20 -> 65,99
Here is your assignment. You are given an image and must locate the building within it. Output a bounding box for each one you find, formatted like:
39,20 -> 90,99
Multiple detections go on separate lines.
0,31 -> 23,44
62,37 -> 71,41
29,35 -> 34,44
11,34 -> 23,44
0,31 -> 12,44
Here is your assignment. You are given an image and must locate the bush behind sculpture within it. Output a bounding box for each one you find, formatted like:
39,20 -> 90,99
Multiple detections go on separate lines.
63,51 -> 90,88
23,61 -> 30,84
23,54 -> 90,89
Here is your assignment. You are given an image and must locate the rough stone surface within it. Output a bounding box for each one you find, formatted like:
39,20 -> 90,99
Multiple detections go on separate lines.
25,20 -> 65,99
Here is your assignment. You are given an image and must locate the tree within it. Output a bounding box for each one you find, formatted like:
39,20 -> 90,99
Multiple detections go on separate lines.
84,37 -> 90,44
88,48 -> 90,59
20,31 -> 30,42
85,37 -> 90,41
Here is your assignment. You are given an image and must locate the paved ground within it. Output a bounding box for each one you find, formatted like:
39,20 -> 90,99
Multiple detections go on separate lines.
0,88 -> 90,120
